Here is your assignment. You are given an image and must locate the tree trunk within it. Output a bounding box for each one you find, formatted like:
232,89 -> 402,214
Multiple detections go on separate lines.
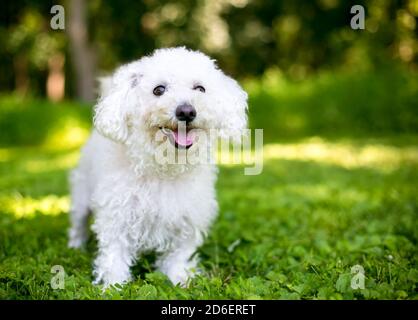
67,0 -> 96,103
14,54 -> 29,96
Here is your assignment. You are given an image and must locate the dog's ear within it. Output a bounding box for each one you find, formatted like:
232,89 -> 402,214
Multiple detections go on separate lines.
94,69 -> 141,143
215,73 -> 248,140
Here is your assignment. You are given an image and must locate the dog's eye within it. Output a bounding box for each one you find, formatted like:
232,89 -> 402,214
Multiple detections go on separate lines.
153,85 -> 166,96
193,85 -> 205,93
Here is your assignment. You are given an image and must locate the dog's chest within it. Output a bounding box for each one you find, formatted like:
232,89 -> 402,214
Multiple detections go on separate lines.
126,173 -> 216,251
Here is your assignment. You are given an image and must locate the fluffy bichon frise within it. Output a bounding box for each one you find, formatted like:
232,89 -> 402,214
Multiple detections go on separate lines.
68,47 -> 247,288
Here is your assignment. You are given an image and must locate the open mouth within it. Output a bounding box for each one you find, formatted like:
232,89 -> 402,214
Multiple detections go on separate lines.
159,126 -> 197,149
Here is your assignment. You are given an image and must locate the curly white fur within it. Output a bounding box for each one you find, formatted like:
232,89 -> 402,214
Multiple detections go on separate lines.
68,47 -> 248,288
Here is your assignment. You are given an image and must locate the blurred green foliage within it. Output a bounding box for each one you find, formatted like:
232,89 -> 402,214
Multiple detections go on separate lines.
248,63 -> 418,141
1,0 -> 418,96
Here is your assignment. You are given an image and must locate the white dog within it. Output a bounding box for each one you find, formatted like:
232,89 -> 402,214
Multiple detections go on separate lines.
68,47 -> 247,288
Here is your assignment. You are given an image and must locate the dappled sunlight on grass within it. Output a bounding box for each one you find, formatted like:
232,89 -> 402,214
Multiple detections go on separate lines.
22,150 -> 80,174
0,95 -> 92,148
262,137 -> 418,172
285,184 -> 373,205
0,194 -> 69,218
0,146 -> 80,200
44,123 -> 90,150
0,149 -> 12,162
217,136 -> 418,173
0,147 -> 80,175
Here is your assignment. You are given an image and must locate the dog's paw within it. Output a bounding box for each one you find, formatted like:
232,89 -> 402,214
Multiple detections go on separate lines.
93,278 -> 125,292
92,271 -> 132,290
165,265 -> 201,288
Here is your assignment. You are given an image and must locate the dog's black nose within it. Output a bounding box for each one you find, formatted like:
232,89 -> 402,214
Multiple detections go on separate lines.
175,104 -> 196,123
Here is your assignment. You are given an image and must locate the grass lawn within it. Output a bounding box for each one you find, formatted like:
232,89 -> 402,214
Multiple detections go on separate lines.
0,133 -> 417,299
0,65 -> 417,299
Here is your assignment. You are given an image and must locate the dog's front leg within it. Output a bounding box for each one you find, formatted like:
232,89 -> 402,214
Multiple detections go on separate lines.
156,237 -> 203,287
91,213 -> 136,288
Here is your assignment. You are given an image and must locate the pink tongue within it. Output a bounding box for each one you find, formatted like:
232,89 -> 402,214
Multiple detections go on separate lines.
173,130 -> 195,147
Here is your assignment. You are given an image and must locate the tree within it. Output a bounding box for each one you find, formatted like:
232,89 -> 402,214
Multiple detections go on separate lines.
67,0 -> 96,102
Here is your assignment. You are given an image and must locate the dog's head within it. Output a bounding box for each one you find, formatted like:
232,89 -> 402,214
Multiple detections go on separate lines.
94,47 -> 247,153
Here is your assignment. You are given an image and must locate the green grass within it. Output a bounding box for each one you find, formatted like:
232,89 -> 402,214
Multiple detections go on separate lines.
0,64 -> 417,299
1,136 -> 417,299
